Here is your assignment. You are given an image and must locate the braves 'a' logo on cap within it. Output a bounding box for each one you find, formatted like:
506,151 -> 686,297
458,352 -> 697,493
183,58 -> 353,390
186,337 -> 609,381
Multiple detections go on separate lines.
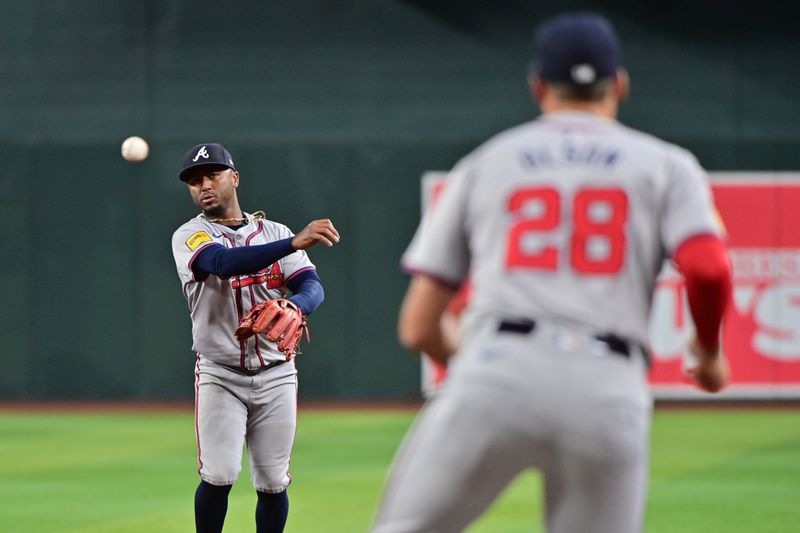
192,146 -> 210,162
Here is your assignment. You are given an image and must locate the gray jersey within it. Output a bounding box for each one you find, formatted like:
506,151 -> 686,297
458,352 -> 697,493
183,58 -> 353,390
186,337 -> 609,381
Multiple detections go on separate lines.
402,111 -> 722,346
172,213 -> 315,368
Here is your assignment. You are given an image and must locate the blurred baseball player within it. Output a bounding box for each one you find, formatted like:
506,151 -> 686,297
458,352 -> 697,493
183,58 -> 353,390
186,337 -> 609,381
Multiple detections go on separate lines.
171,143 -> 339,533
373,12 -> 732,533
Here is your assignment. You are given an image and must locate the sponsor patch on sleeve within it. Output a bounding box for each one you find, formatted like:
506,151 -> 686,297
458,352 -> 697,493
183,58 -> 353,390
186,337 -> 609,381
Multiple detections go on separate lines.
186,231 -> 212,251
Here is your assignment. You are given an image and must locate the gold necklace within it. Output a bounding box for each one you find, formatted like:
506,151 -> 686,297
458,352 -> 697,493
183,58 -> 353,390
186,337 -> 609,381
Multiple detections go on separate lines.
204,210 -> 266,225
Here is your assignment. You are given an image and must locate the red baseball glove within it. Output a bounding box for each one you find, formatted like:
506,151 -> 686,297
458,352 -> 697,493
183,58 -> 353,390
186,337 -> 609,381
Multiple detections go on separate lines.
235,299 -> 309,359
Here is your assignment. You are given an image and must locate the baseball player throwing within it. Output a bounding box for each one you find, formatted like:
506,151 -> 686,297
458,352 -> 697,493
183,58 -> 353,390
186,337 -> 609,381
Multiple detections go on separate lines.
373,12 -> 732,533
171,143 -> 339,533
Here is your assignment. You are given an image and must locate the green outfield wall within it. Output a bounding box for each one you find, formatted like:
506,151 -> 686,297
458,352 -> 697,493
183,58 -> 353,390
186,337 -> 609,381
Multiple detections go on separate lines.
1,1 -> 799,400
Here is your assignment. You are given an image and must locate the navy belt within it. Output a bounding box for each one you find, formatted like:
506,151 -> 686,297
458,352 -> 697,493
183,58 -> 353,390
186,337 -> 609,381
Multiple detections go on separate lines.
498,319 -> 650,367
229,360 -> 287,375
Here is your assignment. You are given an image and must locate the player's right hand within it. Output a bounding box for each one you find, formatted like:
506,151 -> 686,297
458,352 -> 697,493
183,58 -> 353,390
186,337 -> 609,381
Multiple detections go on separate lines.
292,219 -> 341,249
684,336 -> 730,393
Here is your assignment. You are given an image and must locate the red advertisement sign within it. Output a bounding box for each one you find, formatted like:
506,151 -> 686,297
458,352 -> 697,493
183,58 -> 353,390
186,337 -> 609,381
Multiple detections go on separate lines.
649,175 -> 800,397
421,172 -> 800,399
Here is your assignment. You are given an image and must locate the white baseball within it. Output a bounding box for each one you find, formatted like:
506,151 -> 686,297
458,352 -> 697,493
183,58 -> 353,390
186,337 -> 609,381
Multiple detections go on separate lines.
121,136 -> 149,163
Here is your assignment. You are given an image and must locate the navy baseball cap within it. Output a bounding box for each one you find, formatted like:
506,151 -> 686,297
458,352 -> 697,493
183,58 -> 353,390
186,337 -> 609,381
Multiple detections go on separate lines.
179,143 -> 236,181
531,12 -> 622,85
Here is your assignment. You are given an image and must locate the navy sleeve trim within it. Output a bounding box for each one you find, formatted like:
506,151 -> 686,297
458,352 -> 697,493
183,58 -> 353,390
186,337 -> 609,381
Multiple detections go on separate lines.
401,265 -> 463,290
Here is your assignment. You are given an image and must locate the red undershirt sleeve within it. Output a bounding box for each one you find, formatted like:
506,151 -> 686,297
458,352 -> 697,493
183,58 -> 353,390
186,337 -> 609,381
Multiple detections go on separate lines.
673,235 -> 733,352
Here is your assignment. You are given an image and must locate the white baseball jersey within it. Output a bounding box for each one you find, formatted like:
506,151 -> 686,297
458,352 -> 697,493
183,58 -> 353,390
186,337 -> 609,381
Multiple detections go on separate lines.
402,110 -> 722,346
172,213 -> 315,369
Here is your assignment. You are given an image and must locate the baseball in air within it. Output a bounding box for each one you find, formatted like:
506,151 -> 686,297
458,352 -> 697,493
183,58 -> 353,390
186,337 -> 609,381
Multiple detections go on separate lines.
121,136 -> 149,162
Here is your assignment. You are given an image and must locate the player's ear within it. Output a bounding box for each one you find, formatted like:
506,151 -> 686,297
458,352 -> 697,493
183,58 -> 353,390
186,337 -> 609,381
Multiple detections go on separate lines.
232,171 -> 240,188
528,74 -> 547,105
615,69 -> 630,102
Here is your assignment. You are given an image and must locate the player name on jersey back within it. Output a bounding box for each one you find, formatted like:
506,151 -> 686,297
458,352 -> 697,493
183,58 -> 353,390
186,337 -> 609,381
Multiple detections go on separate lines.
520,140 -> 619,170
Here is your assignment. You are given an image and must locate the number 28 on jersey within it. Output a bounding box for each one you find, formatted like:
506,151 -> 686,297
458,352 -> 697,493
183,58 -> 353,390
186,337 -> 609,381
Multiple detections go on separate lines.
506,186 -> 628,275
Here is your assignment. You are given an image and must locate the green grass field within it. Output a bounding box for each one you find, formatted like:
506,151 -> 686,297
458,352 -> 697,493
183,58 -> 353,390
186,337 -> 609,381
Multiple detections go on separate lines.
1,407 -> 798,532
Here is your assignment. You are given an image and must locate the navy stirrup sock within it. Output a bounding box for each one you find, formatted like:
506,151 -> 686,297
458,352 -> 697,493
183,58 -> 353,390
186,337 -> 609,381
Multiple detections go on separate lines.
195,481 -> 233,533
255,490 -> 289,533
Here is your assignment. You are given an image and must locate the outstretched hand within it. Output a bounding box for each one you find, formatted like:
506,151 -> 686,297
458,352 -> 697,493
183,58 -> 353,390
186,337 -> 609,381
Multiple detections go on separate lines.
292,219 -> 340,250
683,337 -> 730,393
